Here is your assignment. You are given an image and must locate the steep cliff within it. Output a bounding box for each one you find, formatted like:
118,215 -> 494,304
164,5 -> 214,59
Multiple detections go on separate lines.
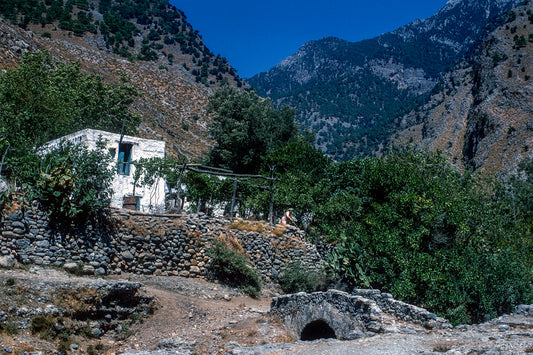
394,1 -> 533,176
248,0 -> 523,161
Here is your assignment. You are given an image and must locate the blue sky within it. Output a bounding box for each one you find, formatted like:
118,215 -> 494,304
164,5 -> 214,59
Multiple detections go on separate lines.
171,1 -> 449,78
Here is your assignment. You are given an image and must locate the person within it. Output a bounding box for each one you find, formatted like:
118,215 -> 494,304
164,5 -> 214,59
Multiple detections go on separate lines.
281,208 -> 294,225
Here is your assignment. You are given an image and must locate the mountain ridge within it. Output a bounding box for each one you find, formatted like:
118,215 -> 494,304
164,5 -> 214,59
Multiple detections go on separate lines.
392,0 -> 533,176
248,0 -> 524,162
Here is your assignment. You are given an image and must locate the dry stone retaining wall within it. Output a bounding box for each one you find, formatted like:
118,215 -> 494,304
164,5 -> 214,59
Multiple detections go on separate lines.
0,206 -> 323,281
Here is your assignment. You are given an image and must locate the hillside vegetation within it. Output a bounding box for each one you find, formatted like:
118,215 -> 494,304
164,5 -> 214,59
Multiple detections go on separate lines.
0,0 -> 531,332
394,0 -> 533,177
248,0 -> 524,164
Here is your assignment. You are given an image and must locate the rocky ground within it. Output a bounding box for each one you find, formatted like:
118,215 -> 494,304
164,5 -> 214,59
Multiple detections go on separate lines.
0,267 -> 532,354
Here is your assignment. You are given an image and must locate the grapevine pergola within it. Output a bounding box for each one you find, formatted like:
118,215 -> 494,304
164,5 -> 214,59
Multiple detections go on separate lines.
174,164 -> 278,223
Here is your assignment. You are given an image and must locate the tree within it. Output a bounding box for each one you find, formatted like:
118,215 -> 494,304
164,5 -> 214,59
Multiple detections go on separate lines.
0,51 -> 140,181
36,139 -> 114,224
316,149 -> 532,325
207,87 -> 299,174
248,139 -> 332,226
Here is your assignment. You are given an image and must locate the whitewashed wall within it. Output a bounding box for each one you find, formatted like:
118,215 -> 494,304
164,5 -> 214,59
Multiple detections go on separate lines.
42,129 -> 166,213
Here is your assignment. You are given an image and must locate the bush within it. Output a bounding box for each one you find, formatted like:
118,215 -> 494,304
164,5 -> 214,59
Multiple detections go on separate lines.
317,149 -> 533,325
278,262 -> 329,294
36,138 -> 114,225
31,314 -> 58,339
207,240 -> 261,298
0,321 -> 19,335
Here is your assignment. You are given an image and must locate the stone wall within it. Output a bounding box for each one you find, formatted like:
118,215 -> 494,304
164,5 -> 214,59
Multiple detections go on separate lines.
270,289 -> 452,341
0,206 -> 323,282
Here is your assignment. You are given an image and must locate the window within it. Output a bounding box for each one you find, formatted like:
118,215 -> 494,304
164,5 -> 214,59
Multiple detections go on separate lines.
117,143 -> 132,175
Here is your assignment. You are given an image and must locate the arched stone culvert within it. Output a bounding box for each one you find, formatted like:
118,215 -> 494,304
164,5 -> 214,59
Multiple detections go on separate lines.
300,319 -> 336,341
270,290 -> 452,341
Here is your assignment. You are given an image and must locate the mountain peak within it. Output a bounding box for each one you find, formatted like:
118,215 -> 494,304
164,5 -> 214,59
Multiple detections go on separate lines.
247,0 -> 527,163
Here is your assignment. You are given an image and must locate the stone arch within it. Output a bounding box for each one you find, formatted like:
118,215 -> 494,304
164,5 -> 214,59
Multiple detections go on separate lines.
300,319 -> 337,341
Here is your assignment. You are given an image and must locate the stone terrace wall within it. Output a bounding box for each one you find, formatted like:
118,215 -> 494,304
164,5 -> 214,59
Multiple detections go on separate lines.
0,207 -> 323,281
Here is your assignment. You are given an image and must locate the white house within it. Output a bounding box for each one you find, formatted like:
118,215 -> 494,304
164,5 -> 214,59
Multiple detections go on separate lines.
42,129 -> 167,213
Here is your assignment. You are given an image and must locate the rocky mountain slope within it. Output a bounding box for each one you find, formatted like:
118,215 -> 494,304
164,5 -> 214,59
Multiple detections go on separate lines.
393,0 -> 533,176
0,0 -> 246,160
248,0 -> 523,162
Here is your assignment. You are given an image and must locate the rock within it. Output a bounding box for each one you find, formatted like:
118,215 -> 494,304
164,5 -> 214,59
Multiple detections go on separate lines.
44,304 -> 60,316
157,337 -> 196,350
122,251 -> 135,260
63,262 -> 79,273
0,255 -> 16,268
35,240 -> 50,248
70,344 -> 79,351
15,239 -> 30,249
515,304 -> 533,316
11,221 -> 25,229
82,264 -> 95,275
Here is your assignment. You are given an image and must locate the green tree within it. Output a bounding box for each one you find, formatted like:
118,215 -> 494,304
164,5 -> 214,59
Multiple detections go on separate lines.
316,149 -> 532,325
207,87 -> 299,174
36,139 -> 114,224
248,139 -> 331,225
0,51 -> 140,180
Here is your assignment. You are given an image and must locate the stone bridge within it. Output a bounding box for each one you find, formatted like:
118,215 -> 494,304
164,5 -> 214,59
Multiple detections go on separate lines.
270,289 -> 451,341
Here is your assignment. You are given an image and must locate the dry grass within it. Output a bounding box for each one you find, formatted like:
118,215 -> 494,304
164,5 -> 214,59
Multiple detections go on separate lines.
271,224 -> 287,237
229,219 -> 270,233
53,287 -> 100,314
228,218 -> 288,237
214,231 -> 244,254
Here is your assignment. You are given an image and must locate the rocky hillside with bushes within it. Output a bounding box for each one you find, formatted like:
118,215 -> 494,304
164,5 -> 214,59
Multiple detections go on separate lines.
248,0 -> 523,161
393,0 -> 533,176
0,0 -> 247,160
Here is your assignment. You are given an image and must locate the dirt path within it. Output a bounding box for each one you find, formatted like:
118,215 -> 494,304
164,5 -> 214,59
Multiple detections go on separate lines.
112,275 -> 291,354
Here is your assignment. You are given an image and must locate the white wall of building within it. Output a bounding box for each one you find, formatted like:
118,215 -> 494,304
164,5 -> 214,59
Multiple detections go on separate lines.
42,129 -> 166,213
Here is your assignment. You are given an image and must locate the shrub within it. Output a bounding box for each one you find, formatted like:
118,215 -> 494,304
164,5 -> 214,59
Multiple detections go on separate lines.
317,149 -> 533,325
278,262 -> 329,294
207,240 -> 261,298
1,321 -> 19,335
36,139 -> 113,225
31,314 -> 57,339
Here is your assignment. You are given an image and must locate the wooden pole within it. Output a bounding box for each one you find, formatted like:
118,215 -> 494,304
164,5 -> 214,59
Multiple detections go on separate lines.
175,164 -> 186,212
230,179 -> 238,219
268,165 -> 275,224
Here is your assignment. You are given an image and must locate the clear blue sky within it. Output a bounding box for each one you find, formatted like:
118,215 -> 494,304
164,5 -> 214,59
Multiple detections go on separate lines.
171,1 -> 449,78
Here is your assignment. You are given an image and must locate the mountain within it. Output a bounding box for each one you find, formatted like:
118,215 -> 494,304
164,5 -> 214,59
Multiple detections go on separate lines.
248,0 -> 523,161
0,0 -> 245,160
393,0 -> 533,177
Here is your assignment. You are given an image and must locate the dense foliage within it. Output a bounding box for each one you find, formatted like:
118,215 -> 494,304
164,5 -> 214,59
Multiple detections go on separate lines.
207,87 -> 299,174
0,51 -> 140,181
204,89 -> 532,324
36,139 -> 114,224
314,149 -> 532,325
0,52 -> 137,224
278,262 -> 329,294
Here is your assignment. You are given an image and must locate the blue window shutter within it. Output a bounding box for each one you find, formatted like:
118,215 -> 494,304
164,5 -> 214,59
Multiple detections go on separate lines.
118,150 -> 125,174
